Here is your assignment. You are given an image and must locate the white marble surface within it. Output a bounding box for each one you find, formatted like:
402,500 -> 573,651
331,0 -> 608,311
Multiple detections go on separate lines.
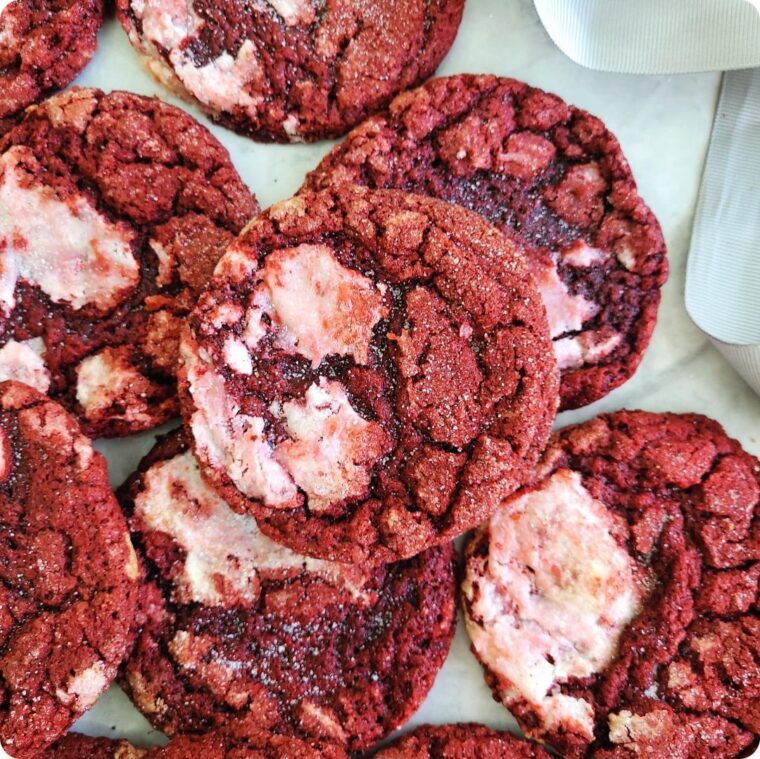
69,0 -> 760,750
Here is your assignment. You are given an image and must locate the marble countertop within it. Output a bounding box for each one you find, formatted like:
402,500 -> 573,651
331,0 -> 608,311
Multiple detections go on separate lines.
72,0 -> 758,748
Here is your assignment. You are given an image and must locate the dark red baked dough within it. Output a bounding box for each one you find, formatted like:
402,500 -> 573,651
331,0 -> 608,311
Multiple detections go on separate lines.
42,723 -> 347,758
0,0 -> 103,123
118,430 -> 457,754
374,723 -> 551,758
0,87 -> 257,437
116,0 -> 464,143
0,381 -> 139,758
40,734 -> 136,758
179,185 -> 559,564
462,410 -> 759,758
305,74 -> 668,409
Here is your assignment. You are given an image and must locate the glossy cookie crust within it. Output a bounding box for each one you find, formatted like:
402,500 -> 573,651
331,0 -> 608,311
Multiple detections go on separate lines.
0,87 -> 257,437
374,723 -> 551,758
0,382 -> 139,758
119,431 -> 456,754
0,0 -> 103,126
463,410 -> 759,758
305,74 -> 668,409
42,723 -> 347,758
179,185 -> 559,564
116,0 -> 464,142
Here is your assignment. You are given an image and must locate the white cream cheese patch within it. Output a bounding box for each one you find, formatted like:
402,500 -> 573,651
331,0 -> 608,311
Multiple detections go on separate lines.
223,336 -> 253,375
130,0 -> 265,116
608,708 -> 671,746
135,450 -> 368,605
75,347 -> 153,424
0,338 -> 50,392
554,331 -> 623,370
463,468 -> 643,741
265,0 -> 315,26
0,147 -> 139,315
248,243 -> 387,368
561,240 -> 609,268
55,660 -> 108,711
131,0 -> 203,49
533,259 -> 599,338
183,335 -> 388,512
276,378 -> 388,512
532,256 -> 623,369
183,340 -> 297,506
172,40 -> 263,115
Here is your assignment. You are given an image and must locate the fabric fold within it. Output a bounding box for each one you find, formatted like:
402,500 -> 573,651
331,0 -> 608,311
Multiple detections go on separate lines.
533,0 -> 760,74
686,69 -> 760,396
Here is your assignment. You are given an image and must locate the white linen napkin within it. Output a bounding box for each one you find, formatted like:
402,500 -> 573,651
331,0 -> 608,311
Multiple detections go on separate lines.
686,69 -> 760,397
533,0 -> 760,74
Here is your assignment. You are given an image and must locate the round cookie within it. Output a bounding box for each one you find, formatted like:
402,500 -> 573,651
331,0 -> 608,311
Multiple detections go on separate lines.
0,86 -> 258,437
374,724 -> 551,758
116,0 -> 464,143
462,410 -> 759,758
118,430 -> 457,753
179,186 -> 559,564
43,725 -> 347,758
305,74 -> 668,409
0,381 -> 140,759
0,0 -> 103,126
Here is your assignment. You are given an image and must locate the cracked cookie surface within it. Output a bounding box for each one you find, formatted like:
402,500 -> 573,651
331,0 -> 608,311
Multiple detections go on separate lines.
374,723 -> 551,758
0,87 -> 258,437
0,381 -> 139,758
116,0 -> 464,142
462,410 -> 759,758
305,74 -> 668,409
179,185 -> 559,563
0,0 -> 103,126
118,430 -> 456,753
43,722 -> 347,758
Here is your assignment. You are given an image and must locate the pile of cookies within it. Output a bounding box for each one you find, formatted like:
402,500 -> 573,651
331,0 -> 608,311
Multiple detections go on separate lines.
0,1 -> 757,758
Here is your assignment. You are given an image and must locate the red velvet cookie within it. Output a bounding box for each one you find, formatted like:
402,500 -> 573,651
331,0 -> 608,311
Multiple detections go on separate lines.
43,724 -> 347,758
40,734 -> 138,759
0,0 -> 103,125
462,410 -> 759,758
305,74 -> 668,409
0,381 -> 140,758
116,0 -> 464,143
374,723 -> 551,758
118,430 -> 457,754
179,186 -> 559,564
0,87 -> 258,437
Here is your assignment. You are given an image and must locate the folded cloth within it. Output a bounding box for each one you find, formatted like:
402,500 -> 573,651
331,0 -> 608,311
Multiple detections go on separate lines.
686,69 -> 760,396
534,0 -> 760,74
